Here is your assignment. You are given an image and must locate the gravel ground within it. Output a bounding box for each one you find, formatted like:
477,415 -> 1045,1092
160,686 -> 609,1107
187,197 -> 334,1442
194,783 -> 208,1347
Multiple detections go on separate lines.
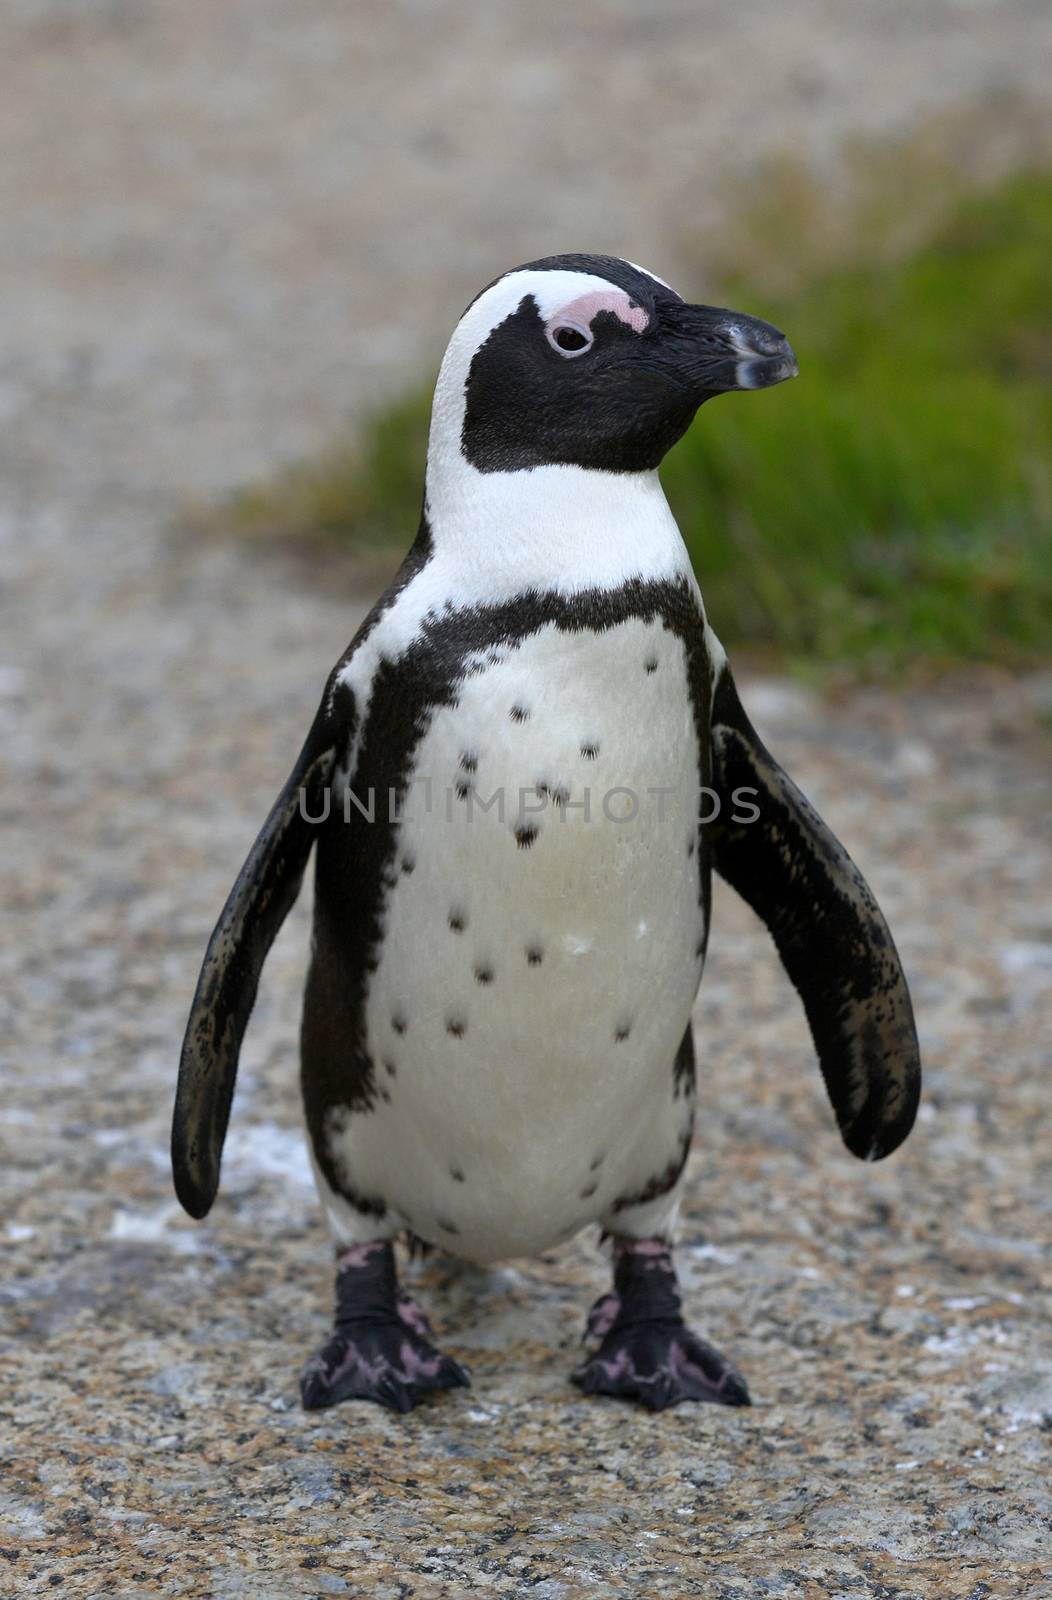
2,4 -> 1052,1597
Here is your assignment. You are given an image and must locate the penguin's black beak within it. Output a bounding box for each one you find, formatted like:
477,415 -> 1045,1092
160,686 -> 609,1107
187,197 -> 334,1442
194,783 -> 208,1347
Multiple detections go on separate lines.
656,301 -> 799,396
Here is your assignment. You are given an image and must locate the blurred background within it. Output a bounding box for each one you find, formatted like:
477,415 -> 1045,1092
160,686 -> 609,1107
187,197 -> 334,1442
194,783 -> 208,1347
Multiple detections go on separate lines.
3,3 -> 1051,1595
3,1 -> 1050,670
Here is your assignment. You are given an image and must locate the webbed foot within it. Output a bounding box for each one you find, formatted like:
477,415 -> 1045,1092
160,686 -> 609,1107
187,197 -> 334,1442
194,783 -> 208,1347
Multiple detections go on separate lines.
300,1241 -> 470,1413
573,1318 -> 749,1410
571,1237 -> 749,1412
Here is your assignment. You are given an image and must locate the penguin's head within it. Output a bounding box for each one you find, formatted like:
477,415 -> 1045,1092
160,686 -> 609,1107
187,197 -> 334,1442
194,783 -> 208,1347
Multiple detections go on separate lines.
430,253 -> 797,479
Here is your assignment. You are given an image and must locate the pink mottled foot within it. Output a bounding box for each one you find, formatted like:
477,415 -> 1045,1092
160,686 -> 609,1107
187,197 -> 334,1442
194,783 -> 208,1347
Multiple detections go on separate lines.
572,1237 -> 750,1412
395,1288 -> 434,1341
300,1322 -> 470,1414
300,1242 -> 470,1414
573,1321 -> 750,1411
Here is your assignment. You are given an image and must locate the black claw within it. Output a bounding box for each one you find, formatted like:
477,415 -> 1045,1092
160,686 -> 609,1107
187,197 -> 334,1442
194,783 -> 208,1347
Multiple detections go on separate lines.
300,1373 -> 331,1412
385,1374 -> 417,1414
724,1374 -> 752,1407
435,1357 -> 472,1391
646,1376 -> 678,1413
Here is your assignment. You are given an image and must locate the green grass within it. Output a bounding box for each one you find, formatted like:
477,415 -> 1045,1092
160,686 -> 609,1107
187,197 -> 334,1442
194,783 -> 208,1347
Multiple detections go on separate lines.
666,169 -> 1052,666
227,168 -> 1052,670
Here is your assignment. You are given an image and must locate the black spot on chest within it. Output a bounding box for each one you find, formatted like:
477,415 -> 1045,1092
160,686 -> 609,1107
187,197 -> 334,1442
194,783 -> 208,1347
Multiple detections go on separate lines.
302,575 -> 715,1208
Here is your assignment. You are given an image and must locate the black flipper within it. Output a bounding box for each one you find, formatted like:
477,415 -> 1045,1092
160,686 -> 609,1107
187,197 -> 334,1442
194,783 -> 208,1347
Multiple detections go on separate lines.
172,689 -> 347,1218
708,661 -> 920,1159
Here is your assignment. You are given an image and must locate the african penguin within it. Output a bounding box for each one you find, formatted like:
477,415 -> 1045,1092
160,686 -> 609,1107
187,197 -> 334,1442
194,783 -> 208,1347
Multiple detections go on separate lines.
173,254 -> 921,1414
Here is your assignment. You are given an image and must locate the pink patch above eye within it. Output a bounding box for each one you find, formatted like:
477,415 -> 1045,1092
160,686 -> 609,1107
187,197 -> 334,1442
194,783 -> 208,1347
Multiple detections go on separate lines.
553,289 -> 649,335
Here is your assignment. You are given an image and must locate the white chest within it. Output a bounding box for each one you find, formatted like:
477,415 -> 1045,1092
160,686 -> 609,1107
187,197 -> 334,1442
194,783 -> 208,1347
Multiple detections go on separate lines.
330,614 -> 707,1259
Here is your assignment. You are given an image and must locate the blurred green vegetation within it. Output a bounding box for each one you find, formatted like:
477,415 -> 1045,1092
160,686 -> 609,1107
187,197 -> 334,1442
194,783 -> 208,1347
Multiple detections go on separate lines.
227,167 -> 1052,671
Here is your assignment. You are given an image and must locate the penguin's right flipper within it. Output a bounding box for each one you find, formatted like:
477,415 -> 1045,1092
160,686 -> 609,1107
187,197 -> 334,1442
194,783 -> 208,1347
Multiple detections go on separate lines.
172,689 -> 347,1220
708,661 -> 921,1161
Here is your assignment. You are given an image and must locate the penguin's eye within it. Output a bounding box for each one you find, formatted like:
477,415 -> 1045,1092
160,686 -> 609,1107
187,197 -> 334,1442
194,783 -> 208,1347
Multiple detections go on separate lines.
546,321 -> 594,358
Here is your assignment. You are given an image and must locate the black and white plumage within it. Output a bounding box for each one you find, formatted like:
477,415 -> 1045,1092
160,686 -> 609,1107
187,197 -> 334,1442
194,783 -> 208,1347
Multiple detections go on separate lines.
173,255 -> 921,1413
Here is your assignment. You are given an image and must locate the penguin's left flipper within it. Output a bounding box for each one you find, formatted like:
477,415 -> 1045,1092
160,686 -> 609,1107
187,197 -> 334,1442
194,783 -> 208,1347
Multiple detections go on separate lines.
709,661 -> 921,1160
172,690 -> 345,1220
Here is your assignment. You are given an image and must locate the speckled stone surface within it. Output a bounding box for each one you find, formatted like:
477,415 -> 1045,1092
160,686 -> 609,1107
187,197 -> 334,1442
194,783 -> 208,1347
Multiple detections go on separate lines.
7,616 -> 1052,1597
3,5 -> 1052,1596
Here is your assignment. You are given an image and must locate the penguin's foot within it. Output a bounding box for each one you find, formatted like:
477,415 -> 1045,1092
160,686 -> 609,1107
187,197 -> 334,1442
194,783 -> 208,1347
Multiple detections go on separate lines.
299,1318 -> 470,1414
300,1241 -> 470,1414
571,1237 -> 750,1412
573,1319 -> 750,1411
